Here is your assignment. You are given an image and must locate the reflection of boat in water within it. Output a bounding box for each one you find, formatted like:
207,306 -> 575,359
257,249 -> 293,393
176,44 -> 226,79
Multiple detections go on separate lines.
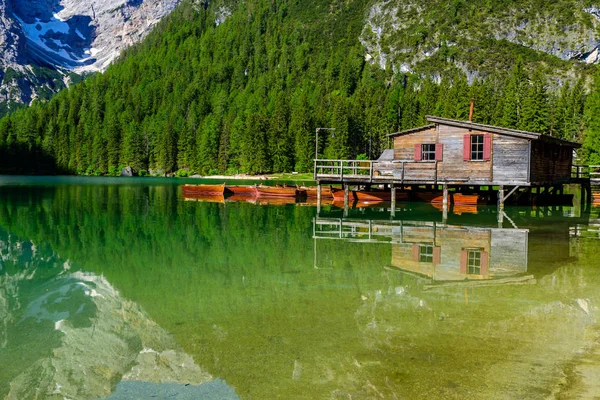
181,184 -> 225,196
256,197 -> 299,206
297,197 -> 335,207
256,185 -> 306,198
431,202 -> 478,215
182,194 -> 225,203
416,191 -> 482,205
227,194 -> 259,203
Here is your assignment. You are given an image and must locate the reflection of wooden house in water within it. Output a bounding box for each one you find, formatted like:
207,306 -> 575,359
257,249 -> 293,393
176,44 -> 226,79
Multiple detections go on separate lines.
313,211 -> 580,284
390,224 -> 528,281
314,218 -> 529,282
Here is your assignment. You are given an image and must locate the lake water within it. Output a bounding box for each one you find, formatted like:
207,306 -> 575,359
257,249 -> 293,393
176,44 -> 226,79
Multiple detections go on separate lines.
1,177 -> 599,399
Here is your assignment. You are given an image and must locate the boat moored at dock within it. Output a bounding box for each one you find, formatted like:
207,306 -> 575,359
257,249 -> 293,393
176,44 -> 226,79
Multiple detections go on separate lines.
256,185 -> 306,198
181,184 -> 225,196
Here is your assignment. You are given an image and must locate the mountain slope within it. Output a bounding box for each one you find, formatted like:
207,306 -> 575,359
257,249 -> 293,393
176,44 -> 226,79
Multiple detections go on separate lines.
361,0 -> 600,78
0,0 -> 181,116
0,0 -> 598,176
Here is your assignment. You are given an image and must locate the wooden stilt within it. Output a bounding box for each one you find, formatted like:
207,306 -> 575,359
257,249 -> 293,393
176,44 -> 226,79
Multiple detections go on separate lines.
442,184 -> 449,207
316,183 -> 322,214
498,185 -> 505,210
343,184 -> 349,217
391,186 -> 396,218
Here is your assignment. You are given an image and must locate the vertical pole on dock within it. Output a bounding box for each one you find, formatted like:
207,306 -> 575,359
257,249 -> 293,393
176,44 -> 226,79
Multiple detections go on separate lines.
391,186 -> 396,218
442,184 -> 448,224
316,184 -> 322,214
442,184 -> 449,207
498,185 -> 505,210
343,184 -> 349,217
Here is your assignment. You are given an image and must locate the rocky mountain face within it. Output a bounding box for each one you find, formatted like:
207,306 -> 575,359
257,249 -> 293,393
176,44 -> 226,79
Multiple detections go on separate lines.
0,0 -> 181,115
360,0 -> 600,81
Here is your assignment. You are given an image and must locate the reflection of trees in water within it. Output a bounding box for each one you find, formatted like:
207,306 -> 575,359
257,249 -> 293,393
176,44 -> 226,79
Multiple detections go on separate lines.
1,183 -> 600,398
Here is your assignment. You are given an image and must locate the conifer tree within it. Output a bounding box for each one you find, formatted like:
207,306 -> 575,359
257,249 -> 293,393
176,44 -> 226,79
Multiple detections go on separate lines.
501,59 -> 528,129
519,69 -> 548,133
582,70 -> 600,164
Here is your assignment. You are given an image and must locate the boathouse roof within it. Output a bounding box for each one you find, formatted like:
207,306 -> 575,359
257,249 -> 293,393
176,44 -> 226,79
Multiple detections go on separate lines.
386,116 -> 581,148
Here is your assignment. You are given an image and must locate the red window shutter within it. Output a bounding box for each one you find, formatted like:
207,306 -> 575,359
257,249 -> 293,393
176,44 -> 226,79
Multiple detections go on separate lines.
480,251 -> 489,276
412,244 -> 420,262
483,134 -> 492,161
435,143 -> 443,161
414,144 -> 422,161
460,250 -> 467,274
432,246 -> 441,264
463,135 -> 470,161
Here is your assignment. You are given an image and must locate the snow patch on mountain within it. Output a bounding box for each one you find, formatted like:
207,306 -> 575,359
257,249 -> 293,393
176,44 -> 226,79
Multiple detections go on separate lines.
15,14 -> 94,67
9,0 -> 182,72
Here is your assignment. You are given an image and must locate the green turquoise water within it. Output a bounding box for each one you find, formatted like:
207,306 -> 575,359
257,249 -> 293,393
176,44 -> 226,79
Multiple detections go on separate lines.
1,177 -> 599,399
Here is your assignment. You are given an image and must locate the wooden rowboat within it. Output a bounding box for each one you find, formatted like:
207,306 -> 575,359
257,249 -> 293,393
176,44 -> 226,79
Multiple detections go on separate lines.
331,188 -> 396,202
354,190 -> 394,202
301,186 -> 333,198
256,185 -> 306,198
225,185 -> 257,196
181,184 -> 225,196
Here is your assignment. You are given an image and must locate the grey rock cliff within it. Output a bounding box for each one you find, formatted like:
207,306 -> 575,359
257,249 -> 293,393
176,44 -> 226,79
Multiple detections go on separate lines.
0,0 -> 181,113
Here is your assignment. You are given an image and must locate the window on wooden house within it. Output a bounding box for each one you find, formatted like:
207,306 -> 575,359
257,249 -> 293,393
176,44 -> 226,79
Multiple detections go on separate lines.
422,144 -> 436,161
471,135 -> 484,160
460,248 -> 489,276
414,143 -> 443,161
467,250 -> 481,274
419,245 -> 434,262
463,133 -> 491,161
412,244 -> 441,263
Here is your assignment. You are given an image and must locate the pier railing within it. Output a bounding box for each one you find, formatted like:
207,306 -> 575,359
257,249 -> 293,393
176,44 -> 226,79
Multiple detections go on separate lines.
313,217 -> 403,243
572,165 -> 600,181
314,159 -> 440,183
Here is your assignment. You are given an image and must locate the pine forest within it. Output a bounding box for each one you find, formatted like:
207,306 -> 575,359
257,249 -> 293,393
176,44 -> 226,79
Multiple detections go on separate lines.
1,0 -> 600,176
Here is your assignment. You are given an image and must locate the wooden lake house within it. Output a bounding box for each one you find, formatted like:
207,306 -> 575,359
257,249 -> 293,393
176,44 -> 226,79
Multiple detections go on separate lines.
314,116 -> 588,209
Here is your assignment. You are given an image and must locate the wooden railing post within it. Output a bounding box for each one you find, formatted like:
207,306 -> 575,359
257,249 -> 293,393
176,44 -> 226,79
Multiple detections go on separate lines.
340,160 -> 344,180
401,161 -> 405,184
370,161 -> 373,182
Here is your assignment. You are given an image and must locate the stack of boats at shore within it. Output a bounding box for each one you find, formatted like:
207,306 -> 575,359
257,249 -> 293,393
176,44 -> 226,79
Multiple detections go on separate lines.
181,183 -> 326,206
180,184 -> 485,211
